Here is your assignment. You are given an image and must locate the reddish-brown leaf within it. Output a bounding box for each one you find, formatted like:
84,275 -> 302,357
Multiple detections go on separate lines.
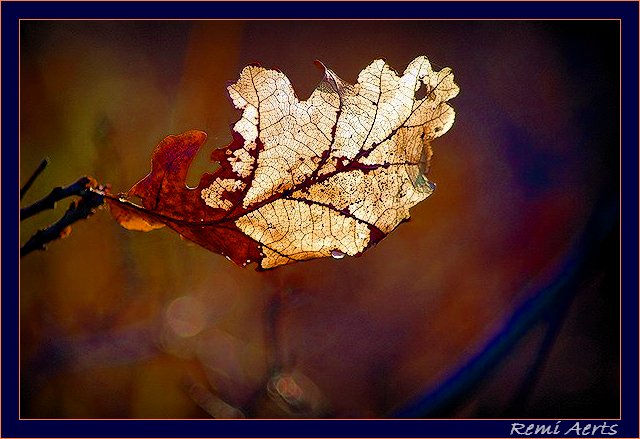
107,57 -> 458,269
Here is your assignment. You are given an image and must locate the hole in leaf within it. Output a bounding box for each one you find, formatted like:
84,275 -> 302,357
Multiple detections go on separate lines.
415,82 -> 428,100
187,146 -> 222,188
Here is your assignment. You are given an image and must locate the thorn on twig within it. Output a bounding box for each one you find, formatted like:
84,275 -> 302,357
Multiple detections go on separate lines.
20,178 -> 108,258
20,158 -> 49,200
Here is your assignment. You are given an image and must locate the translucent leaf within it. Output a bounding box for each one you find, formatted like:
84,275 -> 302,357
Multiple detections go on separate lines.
107,56 -> 459,269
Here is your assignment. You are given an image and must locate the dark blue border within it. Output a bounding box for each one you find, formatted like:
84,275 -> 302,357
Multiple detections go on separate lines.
0,0 -> 635,19
3,1 -> 638,438
619,2 -> 640,437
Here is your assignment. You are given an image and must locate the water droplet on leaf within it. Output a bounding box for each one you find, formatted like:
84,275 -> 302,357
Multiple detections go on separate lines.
331,249 -> 345,259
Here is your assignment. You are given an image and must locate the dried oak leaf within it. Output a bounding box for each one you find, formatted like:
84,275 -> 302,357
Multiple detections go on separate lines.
107,56 -> 459,269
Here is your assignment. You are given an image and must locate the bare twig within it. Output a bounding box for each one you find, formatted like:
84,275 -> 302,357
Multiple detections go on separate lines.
20,158 -> 49,200
20,180 -> 106,258
21,177 -> 95,221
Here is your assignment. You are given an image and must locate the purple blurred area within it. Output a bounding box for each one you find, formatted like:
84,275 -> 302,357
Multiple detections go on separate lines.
20,20 -> 618,418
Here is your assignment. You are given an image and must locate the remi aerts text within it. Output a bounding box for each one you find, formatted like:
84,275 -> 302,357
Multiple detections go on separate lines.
510,421 -> 618,436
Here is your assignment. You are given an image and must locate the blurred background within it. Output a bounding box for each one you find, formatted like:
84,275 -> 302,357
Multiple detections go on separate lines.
20,20 -> 619,419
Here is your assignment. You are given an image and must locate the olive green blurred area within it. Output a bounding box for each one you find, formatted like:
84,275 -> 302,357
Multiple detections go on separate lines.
20,21 -> 619,418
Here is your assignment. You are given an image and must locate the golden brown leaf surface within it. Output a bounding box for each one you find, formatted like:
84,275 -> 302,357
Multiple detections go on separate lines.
109,57 -> 458,269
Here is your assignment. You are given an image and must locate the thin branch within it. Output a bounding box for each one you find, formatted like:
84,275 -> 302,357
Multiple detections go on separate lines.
21,177 -> 93,221
182,374 -> 246,419
20,184 -> 106,258
265,287 -> 287,377
502,291 -> 575,416
20,158 -> 49,201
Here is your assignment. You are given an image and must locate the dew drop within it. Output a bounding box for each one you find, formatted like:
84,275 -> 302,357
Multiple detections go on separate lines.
331,249 -> 345,259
